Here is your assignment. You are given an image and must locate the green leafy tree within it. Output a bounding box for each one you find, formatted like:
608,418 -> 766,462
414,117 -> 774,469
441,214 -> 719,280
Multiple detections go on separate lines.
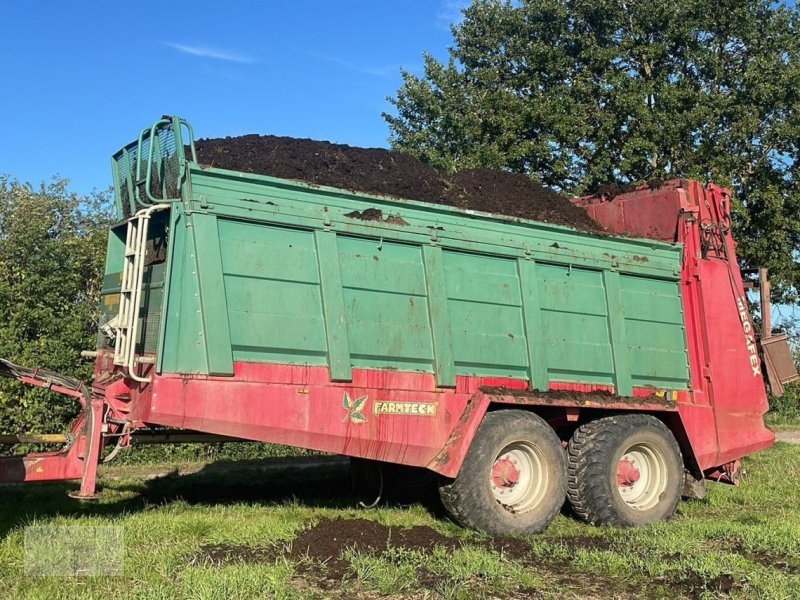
387,0 -> 800,301
0,177 -> 112,434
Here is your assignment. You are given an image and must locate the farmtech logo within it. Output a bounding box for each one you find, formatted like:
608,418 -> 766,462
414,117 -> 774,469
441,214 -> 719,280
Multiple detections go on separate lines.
374,401 -> 438,417
342,393 -> 368,424
341,393 -> 439,422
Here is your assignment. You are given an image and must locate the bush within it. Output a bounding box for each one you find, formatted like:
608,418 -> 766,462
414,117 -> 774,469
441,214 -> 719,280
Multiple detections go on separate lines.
768,381 -> 800,425
0,177 -> 112,434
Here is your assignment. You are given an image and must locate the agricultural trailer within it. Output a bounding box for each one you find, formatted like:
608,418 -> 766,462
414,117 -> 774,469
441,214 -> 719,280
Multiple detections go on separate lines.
0,116 -> 796,536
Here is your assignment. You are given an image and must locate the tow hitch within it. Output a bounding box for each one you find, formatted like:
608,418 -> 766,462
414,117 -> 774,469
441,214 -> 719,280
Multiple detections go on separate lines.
0,358 -> 105,499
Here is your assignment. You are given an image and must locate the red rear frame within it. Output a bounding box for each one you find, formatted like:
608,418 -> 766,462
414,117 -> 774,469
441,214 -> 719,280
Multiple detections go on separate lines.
577,180 -> 773,471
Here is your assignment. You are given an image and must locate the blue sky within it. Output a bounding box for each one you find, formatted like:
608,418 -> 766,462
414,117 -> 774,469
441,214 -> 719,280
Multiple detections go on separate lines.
0,1 -> 468,195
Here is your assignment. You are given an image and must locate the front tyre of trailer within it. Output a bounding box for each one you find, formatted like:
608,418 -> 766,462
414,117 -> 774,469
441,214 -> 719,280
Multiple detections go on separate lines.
567,414 -> 683,527
438,410 -> 567,536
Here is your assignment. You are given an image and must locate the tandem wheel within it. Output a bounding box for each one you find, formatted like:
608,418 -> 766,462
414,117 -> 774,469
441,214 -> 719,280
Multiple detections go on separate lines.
566,414 -> 683,526
438,409 -> 567,536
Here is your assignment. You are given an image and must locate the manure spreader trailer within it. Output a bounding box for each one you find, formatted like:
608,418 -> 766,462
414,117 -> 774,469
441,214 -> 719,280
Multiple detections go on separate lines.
0,116 -> 796,535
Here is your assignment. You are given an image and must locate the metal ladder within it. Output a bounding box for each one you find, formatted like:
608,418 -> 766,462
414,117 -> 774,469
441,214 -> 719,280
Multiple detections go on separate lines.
113,204 -> 169,382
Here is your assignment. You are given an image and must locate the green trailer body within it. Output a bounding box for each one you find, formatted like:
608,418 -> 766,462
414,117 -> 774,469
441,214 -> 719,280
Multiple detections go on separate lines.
100,138 -> 689,396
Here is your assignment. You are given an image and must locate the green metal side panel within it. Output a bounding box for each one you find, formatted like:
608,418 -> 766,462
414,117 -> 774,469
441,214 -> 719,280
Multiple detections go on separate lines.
217,219 -> 327,366
603,270 -> 633,396
442,251 -> 526,380
314,231 -> 352,381
537,263 -> 615,386
620,275 -> 691,389
517,259 -> 549,391
423,246 -> 456,387
191,213 -> 234,375
338,236 -> 434,373
160,210 -> 209,374
151,165 -> 690,392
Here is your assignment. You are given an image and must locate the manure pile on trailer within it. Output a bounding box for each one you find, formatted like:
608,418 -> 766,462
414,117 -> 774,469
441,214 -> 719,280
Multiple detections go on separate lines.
193,135 -> 602,232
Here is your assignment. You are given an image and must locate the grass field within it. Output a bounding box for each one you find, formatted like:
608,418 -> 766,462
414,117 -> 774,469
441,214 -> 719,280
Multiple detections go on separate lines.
1,440 -> 799,600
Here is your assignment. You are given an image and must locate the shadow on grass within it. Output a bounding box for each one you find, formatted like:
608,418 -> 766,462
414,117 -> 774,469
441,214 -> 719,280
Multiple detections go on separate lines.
0,456 -> 448,538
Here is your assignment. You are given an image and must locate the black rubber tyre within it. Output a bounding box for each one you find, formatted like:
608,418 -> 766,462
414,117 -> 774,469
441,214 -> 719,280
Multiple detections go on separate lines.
438,410 -> 567,535
567,414 -> 683,527
351,458 -> 437,505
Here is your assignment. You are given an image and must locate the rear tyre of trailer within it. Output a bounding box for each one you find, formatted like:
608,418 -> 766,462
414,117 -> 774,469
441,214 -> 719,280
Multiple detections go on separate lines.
567,414 -> 683,527
438,410 -> 567,536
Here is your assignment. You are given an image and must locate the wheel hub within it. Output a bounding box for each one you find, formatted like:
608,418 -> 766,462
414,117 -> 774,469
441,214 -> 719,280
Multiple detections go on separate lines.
616,458 -> 641,487
616,444 -> 668,511
492,458 -> 521,488
489,442 -> 548,514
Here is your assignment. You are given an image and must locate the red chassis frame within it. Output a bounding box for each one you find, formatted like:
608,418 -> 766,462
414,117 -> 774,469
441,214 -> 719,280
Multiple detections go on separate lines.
0,180 -> 774,497
0,372 -> 104,499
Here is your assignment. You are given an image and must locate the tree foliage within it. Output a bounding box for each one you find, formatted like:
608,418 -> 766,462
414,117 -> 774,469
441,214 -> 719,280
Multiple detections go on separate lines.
0,178 -> 112,433
386,0 -> 800,301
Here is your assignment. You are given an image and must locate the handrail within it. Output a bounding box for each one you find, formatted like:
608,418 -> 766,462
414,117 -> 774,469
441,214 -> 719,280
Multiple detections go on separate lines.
144,116 -> 195,204
143,118 -> 172,204
112,115 -> 196,217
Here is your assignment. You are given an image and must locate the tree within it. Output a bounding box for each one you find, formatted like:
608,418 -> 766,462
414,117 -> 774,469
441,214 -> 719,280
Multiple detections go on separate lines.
0,177 -> 112,434
386,0 -> 800,302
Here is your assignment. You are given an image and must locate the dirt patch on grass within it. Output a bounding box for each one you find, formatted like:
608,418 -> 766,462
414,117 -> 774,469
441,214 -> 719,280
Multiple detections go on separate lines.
292,517 -> 459,554
285,518 -> 616,596
193,542 -> 273,567
681,571 -> 736,596
745,550 -> 800,574
193,135 -> 603,232
281,518 -> 470,591
662,552 -> 740,596
724,540 -> 800,575
189,520 -> 671,598
287,517 -> 463,579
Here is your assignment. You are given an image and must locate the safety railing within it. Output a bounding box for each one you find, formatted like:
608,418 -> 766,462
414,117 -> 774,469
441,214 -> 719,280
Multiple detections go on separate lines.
111,115 -> 197,219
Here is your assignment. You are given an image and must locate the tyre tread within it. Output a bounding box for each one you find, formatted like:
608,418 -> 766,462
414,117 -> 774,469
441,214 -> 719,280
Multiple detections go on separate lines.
438,410 -> 566,535
566,414 -> 682,527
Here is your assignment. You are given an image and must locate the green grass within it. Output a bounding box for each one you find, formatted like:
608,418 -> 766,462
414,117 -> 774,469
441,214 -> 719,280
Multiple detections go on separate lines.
765,411 -> 800,431
1,444 -> 800,599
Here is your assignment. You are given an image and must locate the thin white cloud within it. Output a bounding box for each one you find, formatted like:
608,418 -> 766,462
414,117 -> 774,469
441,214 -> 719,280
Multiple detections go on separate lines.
309,52 -> 405,78
164,42 -> 254,64
436,0 -> 470,28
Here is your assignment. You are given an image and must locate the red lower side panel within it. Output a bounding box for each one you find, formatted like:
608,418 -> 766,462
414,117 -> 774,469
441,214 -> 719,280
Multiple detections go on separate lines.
132,362 -> 772,477
146,366 -> 474,476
